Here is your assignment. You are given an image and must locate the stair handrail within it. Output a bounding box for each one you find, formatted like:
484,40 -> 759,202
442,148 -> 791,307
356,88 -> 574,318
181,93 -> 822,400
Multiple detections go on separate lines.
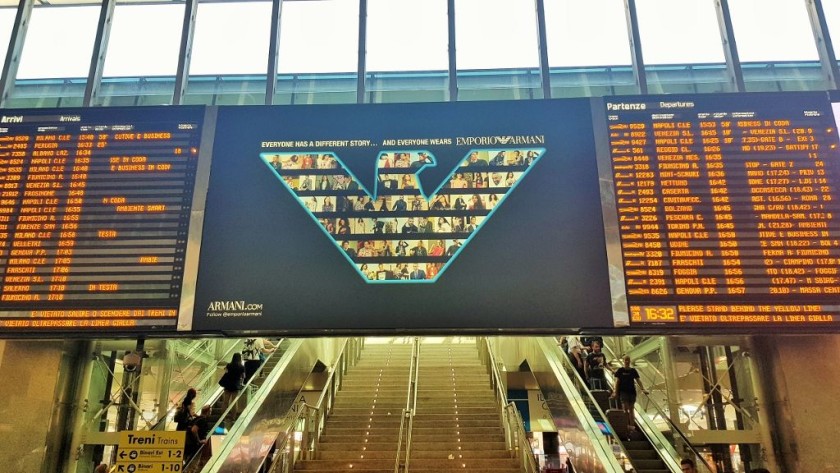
479,337 -> 539,473
183,338 -> 290,472
262,400 -> 320,473
600,339 -> 715,473
257,337 -> 359,473
395,337 -> 420,473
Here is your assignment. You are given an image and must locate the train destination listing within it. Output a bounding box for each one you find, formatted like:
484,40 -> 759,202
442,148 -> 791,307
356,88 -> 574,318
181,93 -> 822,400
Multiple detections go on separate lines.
0,108 -> 204,331
604,94 -> 840,327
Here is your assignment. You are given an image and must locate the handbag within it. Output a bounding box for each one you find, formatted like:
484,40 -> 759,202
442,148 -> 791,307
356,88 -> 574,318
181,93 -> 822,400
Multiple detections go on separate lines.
218,370 -> 243,391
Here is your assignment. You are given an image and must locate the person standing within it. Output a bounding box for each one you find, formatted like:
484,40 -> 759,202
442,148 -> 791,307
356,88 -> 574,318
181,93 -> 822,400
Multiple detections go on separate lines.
409,264 -> 426,280
569,345 -> 586,381
584,340 -> 608,390
611,355 -> 647,431
174,387 -> 197,431
219,353 -> 245,421
185,405 -> 212,466
243,338 -> 276,383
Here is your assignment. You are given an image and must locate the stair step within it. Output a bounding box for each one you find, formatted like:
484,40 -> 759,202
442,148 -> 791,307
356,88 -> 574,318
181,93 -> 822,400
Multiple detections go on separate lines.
625,449 -> 660,460
631,459 -> 667,469
409,441 -> 509,450
320,433 -> 501,443
317,449 -> 511,461
315,442 -> 398,452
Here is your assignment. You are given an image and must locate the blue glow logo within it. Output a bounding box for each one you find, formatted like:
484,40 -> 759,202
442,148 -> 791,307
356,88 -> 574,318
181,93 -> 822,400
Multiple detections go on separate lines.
261,148 -> 544,283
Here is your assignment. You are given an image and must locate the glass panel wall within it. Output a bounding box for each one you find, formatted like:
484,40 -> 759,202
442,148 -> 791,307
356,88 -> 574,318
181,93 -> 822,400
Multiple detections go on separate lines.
0,0 -> 835,106
0,7 -> 16,70
275,0 -> 359,105
183,1 -> 272,106
729,0 -> 823,91
824,0 -> 840,66
636,0 -> 729,94
365,0 -> 448,103
97,1 -> 185,106
9,2 -> 100,107
544,0 -> 634,98
455,0 -> 541,100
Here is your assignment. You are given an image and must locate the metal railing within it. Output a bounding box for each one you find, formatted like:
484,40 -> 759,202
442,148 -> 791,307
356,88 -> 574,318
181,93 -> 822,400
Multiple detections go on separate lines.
478,337 -> 539,473
599,339 -> 715,473
149,339 -> 246,432
265,338 -> 362,473
182,339 -> 290,472
538,338 -> 632,472
394,337 -> 420,473
82,339 -> 243,435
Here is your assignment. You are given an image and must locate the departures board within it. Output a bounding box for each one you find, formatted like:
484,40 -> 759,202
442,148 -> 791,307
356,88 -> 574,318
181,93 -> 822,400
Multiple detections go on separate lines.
597,93 -> 840,328
0,107 -> 212,332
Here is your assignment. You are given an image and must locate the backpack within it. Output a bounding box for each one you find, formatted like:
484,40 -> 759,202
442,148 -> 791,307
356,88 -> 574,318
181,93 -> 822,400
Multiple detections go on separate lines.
243,339 -> 259,361
174,405 -> 190,429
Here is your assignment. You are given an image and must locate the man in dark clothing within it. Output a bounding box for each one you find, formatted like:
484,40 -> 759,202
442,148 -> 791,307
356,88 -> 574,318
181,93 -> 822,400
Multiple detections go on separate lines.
185,405 -> 212,466
584,340 -> 608,390
680,459 -> 697,473
611,355 -> 647,431
402,218 -> 418,233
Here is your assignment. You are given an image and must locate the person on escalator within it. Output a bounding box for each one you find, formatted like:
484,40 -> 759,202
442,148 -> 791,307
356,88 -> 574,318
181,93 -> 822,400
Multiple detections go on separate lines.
243,338 -> 276,382
680,458 -> 697,473
219,353 -> 246,421
184,405 -> 212,467
610,355 -> 648,432
569,345 -> 586,381
584,340 -> 608,390
174,388 -> 197,431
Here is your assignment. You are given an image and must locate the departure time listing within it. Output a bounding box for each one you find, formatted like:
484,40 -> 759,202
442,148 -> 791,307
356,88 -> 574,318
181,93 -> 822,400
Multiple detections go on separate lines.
0,108 -> 204,331
605,95 -> 840,327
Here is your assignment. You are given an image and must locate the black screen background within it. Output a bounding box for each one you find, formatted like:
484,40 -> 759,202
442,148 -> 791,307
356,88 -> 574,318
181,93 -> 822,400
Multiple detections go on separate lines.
193,99 -> 613,333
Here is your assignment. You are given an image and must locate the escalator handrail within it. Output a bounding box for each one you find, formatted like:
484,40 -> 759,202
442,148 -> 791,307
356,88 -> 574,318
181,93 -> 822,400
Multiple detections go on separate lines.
600,340 -> 715,473
264,338 -> 358,473
149,339 -> 246,431
183,338 -> 288,471
538,338 -> 634,473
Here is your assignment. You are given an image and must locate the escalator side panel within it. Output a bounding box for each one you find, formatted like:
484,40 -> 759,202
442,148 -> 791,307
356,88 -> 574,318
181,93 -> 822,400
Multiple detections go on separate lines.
202,338 -> 347,473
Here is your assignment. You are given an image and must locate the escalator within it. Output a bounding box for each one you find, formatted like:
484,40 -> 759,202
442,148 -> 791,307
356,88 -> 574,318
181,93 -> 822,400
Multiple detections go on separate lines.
553,340 -> 678,472
576,367 -> 670,473
487,337 -> 695,473
202,340 -> 290,434
192,337 -> 359,473
539,337 -> 711,473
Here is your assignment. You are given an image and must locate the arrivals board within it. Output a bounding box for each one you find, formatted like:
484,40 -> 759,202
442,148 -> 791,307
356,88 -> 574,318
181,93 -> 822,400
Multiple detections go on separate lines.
598,93 -> 840,327
0,107 -> 211,332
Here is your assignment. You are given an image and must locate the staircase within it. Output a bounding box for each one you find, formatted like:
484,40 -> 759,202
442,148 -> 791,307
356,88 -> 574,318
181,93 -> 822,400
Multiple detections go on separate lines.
295,342 -> 413,472
410,341 -> 519,473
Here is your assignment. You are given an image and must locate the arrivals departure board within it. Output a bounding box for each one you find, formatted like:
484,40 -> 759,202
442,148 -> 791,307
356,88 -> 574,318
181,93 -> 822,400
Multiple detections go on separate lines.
601,93 -> 840,327
0,107 -> 209,332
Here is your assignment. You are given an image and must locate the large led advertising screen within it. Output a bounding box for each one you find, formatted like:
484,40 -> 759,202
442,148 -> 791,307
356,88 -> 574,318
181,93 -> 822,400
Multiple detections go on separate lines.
192,99 -> 616,332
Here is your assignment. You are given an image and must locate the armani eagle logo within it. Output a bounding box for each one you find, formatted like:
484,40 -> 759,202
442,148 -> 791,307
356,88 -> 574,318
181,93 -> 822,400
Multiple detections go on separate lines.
261,148 -> 545,283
